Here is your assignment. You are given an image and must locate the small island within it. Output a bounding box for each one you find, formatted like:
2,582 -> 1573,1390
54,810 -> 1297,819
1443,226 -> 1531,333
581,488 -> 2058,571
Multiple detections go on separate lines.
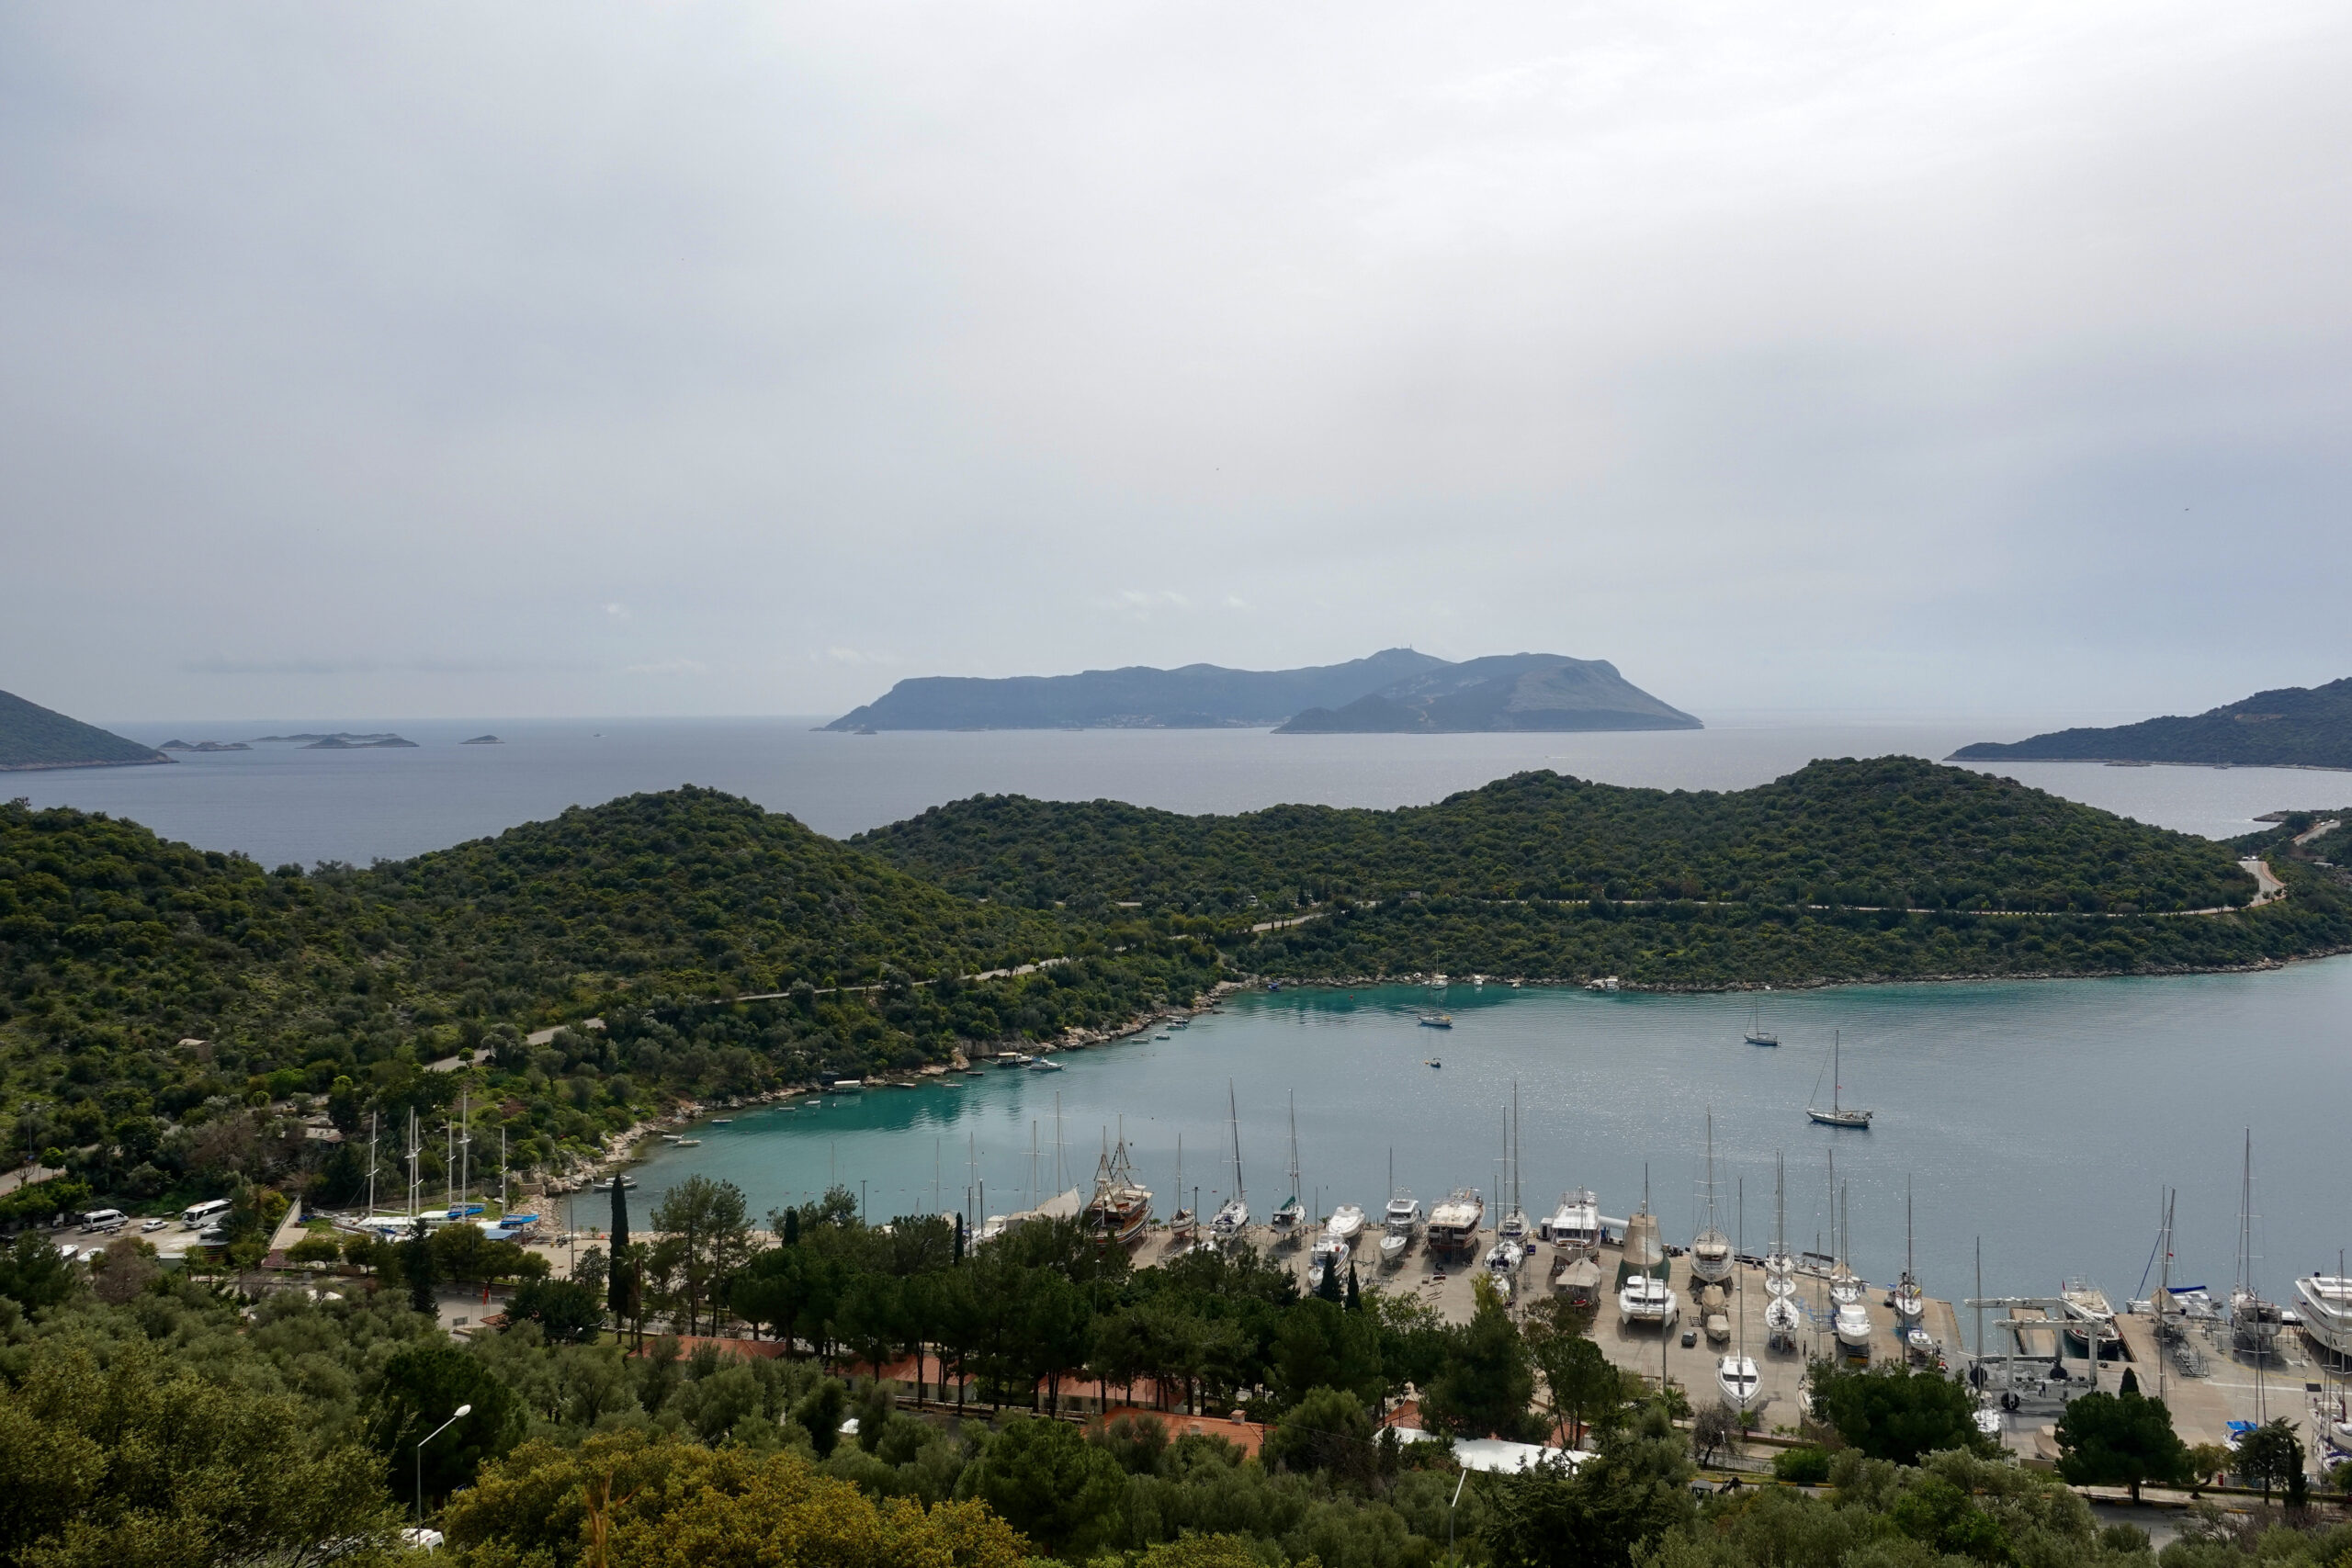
158,739 -> 252,752
460,734 -> 503,745
300,734 -> 419,750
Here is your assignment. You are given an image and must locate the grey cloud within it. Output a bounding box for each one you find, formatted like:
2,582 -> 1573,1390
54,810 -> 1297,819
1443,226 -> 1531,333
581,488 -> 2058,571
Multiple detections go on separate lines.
4,1 -> 2348,722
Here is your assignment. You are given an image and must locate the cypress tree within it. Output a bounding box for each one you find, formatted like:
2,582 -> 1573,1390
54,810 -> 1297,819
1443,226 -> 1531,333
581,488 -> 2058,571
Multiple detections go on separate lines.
1346,1261 -> 1362,1312
405,1219 -> 437,1317
786,1207 -> 802,1247
1317,1256 -> 1343,1303
952,1212 -> 963,1264
607,1179 -> 630,1322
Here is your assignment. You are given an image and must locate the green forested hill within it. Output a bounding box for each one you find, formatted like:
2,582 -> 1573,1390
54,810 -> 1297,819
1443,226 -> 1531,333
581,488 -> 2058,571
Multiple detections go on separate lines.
1951,676 -> 2352,767
0,687 -> 170,771
856,757 -> 2256,916
0,790 -> 1215,1183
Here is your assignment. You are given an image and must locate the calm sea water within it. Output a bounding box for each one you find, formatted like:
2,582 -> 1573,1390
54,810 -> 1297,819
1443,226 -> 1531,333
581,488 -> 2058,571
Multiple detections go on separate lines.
17,713 -> 2346,866
585,970 -> 2352,1315
24,714 -> 2350,1304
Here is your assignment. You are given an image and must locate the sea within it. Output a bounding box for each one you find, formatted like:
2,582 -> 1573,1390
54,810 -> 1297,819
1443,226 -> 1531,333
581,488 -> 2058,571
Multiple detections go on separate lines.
17,713 -> 2352,1308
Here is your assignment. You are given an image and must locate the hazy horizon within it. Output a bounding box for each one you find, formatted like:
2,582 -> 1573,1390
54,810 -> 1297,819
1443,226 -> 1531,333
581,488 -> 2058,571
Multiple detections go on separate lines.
6,3 -> 2348,723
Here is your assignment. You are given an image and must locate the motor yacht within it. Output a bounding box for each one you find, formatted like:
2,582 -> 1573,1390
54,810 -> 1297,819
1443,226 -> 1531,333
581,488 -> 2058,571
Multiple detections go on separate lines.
1540,1189 -> 1601,1253
1306,1235 -> 1350,1293
1834,1301 -> 1873,1359
1426,1188 -> 1486,1263
1326,1203 -> 1367,1245
2295,1274 -> 2352,1360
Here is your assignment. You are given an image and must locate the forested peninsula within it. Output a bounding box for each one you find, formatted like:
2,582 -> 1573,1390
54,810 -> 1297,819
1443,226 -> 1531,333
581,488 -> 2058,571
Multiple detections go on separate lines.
1951,675 -> 2352,768
4,760 -> 2348,1206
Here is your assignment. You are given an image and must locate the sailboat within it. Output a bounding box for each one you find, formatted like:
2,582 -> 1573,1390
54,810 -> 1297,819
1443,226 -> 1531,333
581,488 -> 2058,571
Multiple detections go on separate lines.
1167,1135 -> 1195,1252
1718,1177 -> 1761,1407
1893,1177 -> 1925,1326
2232,1130 -> 2282,1360
1689,1108 -> 1733,1286
1270,1092 -> 1306,1247
1764,1153 -> 1796,1295
1381,1149 -> 1419,1269
1831,1180 -> 1871,1359
1807,1031 -> 1873,1129
1497,1088 -> 1530,1243
1744,998 -> 1779,1047
1209,1081 -> 1250,1247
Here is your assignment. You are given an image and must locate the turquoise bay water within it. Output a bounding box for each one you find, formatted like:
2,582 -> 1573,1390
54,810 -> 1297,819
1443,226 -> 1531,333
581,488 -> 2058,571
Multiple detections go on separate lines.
589,962 -> 2352,1315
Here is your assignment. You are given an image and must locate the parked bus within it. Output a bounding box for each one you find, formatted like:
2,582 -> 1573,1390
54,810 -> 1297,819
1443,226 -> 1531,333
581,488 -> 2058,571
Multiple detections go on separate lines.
179,1198 -> 232,1228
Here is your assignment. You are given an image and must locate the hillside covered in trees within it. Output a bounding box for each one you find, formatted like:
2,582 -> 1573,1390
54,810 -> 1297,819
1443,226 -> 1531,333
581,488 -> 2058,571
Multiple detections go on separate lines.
1951,675 -> 2352,768
3,761 -> 2346,1206
859,758 -> 2256,915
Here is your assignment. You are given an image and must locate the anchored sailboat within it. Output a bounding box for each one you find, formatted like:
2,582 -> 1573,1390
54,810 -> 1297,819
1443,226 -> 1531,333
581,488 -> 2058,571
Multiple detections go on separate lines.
1744,997 -> 1780,1047
1807,1031 -> 1873,1129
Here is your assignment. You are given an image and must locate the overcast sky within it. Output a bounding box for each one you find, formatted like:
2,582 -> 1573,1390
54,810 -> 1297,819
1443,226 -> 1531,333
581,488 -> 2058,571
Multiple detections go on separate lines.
4,2 -> 2346,725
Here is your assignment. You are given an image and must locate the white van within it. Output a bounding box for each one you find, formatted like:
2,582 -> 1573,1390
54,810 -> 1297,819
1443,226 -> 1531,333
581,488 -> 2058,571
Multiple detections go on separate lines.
79,1209 -> 127,1233
180,1198 -> 232,1228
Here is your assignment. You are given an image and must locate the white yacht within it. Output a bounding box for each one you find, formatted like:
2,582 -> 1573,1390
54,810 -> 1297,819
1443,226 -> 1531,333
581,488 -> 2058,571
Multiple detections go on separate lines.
1484,1238 -> 1524,1301
1835,1301 -> 1873,1359
1326,1203 -> 1367,1245
1379,1228 -> 1409,1270
1893,1179 -> 1925,1325
1716,1353 -> 1761,1407
2295,1274 -> 2352,1359
1618,1273 -> 1679,1330
1764,1292 -> 1804,1352
1541,1189 -> 1601,1253
1385,1190 -> 1424,1234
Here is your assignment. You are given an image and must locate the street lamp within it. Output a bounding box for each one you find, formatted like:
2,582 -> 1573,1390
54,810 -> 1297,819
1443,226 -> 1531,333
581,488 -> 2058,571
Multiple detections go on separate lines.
415,1404 -> 472,1526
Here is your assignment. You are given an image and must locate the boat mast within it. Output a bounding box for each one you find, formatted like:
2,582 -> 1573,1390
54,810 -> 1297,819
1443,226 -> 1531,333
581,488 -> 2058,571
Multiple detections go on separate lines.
1227,1079 -> 1245,1205
1286,1090 -> 1301,1206
1832,1030 -> 1841,1116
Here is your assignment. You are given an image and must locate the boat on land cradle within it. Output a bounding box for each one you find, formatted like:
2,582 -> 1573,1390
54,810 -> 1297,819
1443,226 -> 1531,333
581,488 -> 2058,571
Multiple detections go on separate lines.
1326,1203 -> 1367,1244
1084,1126 -> 1153,1248
1270,1092 -> 1306,1247
1619,1271 -> 1678,1330
1807,1031 -> 1872,1129
1541,1189 -> 1602,1253
2232,1131 -> 2282,1360
1209,1082 -> 1250,1247
2295,1273 -> 2352,1359
1689,1109 -> 1733,1286
1717,1352 -> 1760,1406
1427,1187 -> 1485,1263
1307,1235 -> 1350,1293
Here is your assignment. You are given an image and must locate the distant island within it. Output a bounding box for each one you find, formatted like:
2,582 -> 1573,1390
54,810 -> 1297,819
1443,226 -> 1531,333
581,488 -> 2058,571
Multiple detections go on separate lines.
1276,652 -> 1699,733
252,731 -> 412,745
300,734 -> 418,750
824,648 -> 1699,733
0,688 -> 172,773
159,739 -> 251,752
1951,676 -> 2352,770
460,734 -> 502,745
